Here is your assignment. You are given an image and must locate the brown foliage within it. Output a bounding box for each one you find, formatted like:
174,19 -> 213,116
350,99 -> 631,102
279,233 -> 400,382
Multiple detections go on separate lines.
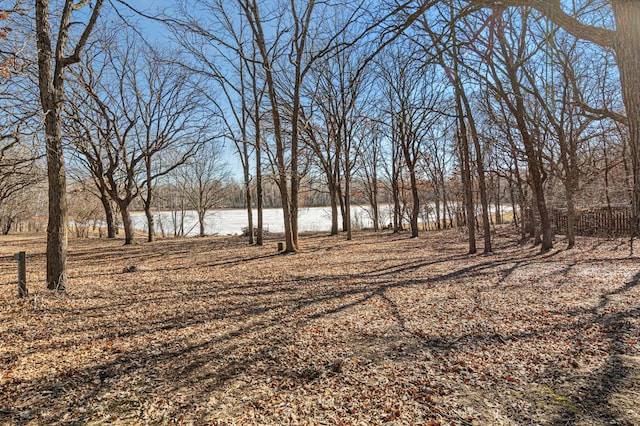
0,230 -> 639,424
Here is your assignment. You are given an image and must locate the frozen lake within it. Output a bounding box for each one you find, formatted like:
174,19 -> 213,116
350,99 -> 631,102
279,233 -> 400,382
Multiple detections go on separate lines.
131,205 -> 394,237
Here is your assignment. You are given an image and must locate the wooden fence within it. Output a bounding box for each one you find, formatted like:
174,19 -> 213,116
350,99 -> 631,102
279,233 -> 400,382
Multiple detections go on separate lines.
552,207 -> 634,237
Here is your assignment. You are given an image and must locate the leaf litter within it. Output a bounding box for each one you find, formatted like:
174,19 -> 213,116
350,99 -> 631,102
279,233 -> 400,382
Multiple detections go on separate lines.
0,229 -> 639,425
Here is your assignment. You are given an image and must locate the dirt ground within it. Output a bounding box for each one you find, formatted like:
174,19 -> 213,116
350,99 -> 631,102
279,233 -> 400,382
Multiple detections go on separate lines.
0,228 -> 639,425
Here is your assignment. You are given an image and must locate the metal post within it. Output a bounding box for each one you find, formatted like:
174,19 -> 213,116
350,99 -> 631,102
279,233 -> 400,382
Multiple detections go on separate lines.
13,251 -> 27,298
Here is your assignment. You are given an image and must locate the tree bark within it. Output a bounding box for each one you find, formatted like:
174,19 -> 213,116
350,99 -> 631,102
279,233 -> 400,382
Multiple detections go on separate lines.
344,157 -> 352,241
256,132 -> 264,246
565,183 -> 576,249
611,1 -> 640,236
434,187 -> 441,230
143,167 -> 155,243
245,176 -> 254,244
2,217 -> 13,235
495,177 -> 502,225
508,169 -> 519,230
241,78 -> 254,244
36,0 -> 68,290
338,183 -> 347,232
392,174 -> 401,232
145,205 -> 155,242
117,202 -> 134,245
329,182 -> 339,235
371,176 -> 380,231
36,0 -> 103,290
44,107 -> 68,290
198,209 -> 206,237
99,189 -> 116,238
251,55 -> 264,247
409,168 -> 419,238
441,171 -> 451,229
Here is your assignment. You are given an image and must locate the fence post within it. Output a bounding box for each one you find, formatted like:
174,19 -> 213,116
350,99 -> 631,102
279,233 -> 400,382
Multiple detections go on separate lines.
13,251 -> 27,298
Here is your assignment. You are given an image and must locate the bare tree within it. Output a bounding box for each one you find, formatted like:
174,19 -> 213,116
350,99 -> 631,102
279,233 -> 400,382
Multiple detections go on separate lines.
422,125 -> 456,230
169,0 -> 271,245
66,73 -> 118,239
247,44 -> 267,245
0,135 -> 43,227
521,28 -> 599,248
177,143 -> 229,237
134,48 -> 209,243
302,62 -> 344,236
35,0 -> 104,290
355,116 -> 384,231
237,0 -> 373,250
304,40 -> 372,240
452,7 -> 553,250
70,27 -> 208,244
378,46 -> 446,238
459,0 -> 640,235
237,0 -> 307,251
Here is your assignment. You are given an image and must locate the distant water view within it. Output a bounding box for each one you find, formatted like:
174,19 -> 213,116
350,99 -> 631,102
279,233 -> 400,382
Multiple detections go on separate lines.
131,205 -> 396,237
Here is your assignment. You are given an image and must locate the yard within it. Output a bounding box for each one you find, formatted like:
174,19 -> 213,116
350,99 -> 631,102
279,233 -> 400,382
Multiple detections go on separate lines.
1,229 -> 639,425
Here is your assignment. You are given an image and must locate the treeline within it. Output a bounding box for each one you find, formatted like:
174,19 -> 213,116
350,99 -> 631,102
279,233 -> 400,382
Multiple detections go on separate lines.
1,1 -> 638,288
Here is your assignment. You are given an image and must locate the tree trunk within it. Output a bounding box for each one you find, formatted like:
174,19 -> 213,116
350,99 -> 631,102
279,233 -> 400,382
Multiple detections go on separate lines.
456,99 -> 476,254
462,91 -> 492,253
144,158 -> 155,243
280,186 -> 296,252
2,217 -> 12,235
254,75 -> 264,246
345,163 -> 352,241
565,184 -> 576,249
371,178 -> 379,231
37,0 -> 104,291
392,175 -> 401,232
256,145 -> 264,246
494,175 -> 502,225
242,117 -> 254,243
603,135 -> 612,212
145,204 -> 155,243
44,99 -> 68,290
99,190 -> 116,238
118,203 -> 134,245
441,172 -> 450,229
526,153 -> 551,249
513,158 -> 528,241
529,191 -> 542,245
338,184 -> 347,232
434,185 -> 441,230
559,126 -> 578,249
329,183 -> 339,235
612,1 -> 640,236
408,166 -> 420,238
290,150 -> 299,248
244,1 -> 296,253
508,172 -> 518,229
245,179 -> 254,244
36,0 -> 68,291
198,209 -> 206,237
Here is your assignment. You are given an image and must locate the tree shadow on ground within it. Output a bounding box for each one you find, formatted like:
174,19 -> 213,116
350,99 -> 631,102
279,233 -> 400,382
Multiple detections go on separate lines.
550,272 -> 640,425
1,233 -> 639,424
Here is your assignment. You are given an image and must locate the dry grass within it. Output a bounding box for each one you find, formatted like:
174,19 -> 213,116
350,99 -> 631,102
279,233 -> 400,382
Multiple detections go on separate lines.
1,228 -> 639,425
